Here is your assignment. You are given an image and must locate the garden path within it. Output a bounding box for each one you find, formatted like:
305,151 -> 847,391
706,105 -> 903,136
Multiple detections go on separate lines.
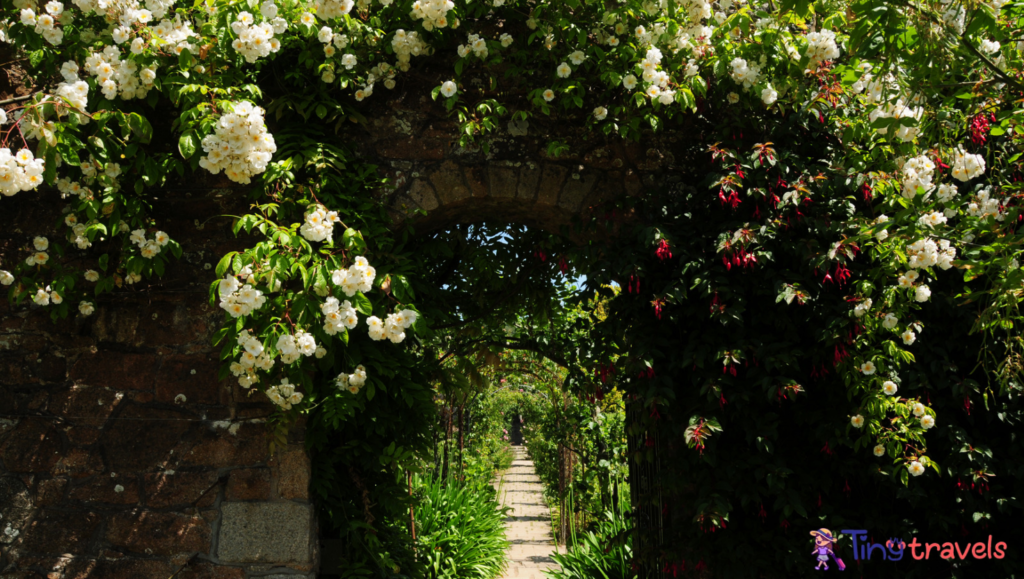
494,446 -> 561,579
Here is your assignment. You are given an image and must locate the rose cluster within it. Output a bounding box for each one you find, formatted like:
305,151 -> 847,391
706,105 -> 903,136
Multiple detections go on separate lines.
900,154 -> 935,199
218,272 -> 268,318
336,365 -> 367,394
230,330 -> 275,387
18,0 -> 66,45
299,204 -> 340,243
314,0 -> 354,20
229,6 -> 286,63
0,148 -> 45,197
951,147 -> 985,182
130,228 -> 170,258
966,187 -> 1004,221
366,309 -> 417,343
330,256 -> 375,297
276,330 -> 317,364
391,29 -> 428,71
265,378 -> 303,410
410,0 -> 454,30
906,238 -> 956,271
804,29 -> 840,67
198,101 -> 277,184
321,296 -> 359,335
729,57 -> 761,89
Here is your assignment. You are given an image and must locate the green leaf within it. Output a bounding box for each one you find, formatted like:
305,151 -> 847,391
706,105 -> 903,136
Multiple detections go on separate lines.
353,291 -> 373,316
178,131 -> 198,159
342,228 -> 367,252
128,113 -> 154,143
216,252 -> 237,277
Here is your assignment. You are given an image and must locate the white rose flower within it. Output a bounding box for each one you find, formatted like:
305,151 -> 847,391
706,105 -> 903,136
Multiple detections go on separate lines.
882,313 -> 898,329
914,285 -> 931,302
440,80 -> 457,98
850,415 -> 865,428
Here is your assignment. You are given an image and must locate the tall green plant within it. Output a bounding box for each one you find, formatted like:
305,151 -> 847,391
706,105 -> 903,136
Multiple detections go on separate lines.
546,510 -> 636,579
414,476 -> 511,579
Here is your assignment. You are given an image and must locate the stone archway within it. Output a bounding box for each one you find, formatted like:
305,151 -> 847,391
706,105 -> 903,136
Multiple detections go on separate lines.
0,88 -> 698,579
350,96 -> 690,235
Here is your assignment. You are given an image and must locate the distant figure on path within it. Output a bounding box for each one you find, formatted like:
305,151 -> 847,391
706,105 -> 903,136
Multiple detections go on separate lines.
510,414 -> 524,445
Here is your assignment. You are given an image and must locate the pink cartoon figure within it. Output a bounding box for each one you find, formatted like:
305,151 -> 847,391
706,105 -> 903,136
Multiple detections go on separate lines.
810,528 -> 845,571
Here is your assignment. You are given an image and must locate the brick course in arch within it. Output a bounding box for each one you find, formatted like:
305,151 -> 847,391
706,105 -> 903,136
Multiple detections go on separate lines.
355,95 -> 689,234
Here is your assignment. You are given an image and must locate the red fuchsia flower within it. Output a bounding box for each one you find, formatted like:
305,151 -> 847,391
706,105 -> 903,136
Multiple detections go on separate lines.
843,479 -> 851,494
558,257 -> 568,273
833,343 -> 849,366
758,504 -> 767,521
626,274 -> 640,294
969,113 -> 992,146
821,441 -> 833,455
719,393 -> 727,408
861,182 -> 873,202
639,367 -> 655,379
656,239 -> 672,261
780,519 -> 790,530
652,297 -> 666,319
735,164 -> 745,179
719,188 -> 742,209
934,152 -> 951,177
833,263 -> 852,286
534,249 -> 547,261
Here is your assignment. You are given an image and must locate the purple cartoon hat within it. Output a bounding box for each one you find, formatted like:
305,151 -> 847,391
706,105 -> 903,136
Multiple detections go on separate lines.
810,529 -> 835,543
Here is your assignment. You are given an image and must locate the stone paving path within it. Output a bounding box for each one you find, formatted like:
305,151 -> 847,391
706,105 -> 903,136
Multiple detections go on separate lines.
493,446 -> 560,579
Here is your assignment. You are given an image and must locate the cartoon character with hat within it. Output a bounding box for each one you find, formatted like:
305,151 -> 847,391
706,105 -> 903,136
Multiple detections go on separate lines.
810,528 -> 846,571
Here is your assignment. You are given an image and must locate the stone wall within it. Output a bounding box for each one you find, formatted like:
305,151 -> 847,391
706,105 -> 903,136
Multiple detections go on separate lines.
0,184 -> 317,579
